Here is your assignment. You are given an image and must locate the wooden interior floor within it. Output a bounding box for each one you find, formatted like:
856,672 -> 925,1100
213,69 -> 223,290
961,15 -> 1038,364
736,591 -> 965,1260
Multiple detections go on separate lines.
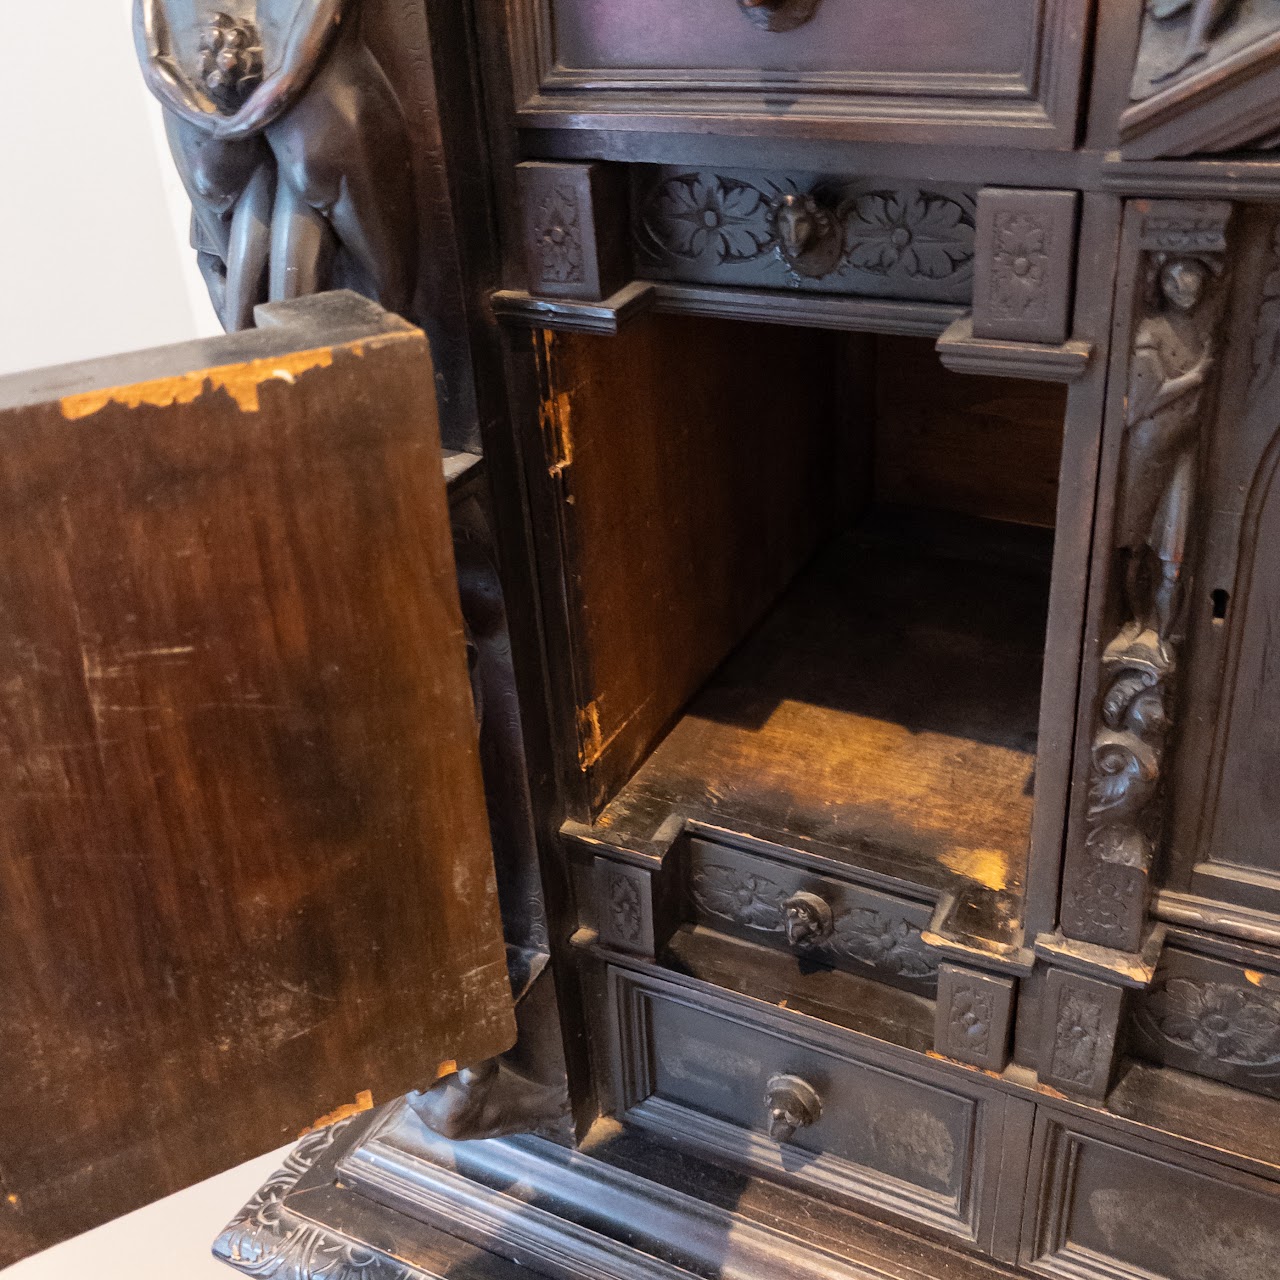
590,518 -> 1051,913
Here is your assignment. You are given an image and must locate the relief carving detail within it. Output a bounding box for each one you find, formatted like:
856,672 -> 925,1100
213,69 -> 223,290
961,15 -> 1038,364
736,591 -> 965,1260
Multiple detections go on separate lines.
691,863 -> 937,979
1139,977 -> 1280,1068
946,982 -> 995,1060
1063,205 -> 1232,951
1050,987 -> 1105,1087
987,210 -> 1052,324
135,0 -> 416,332
530,184 -> 586,285
637,172 -> 974,294
215,1117 -> 421,1279
606,868 -> 644,947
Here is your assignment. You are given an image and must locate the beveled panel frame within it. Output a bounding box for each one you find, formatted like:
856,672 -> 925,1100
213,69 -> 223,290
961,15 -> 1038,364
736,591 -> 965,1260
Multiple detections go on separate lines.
504,0 -> 1091,148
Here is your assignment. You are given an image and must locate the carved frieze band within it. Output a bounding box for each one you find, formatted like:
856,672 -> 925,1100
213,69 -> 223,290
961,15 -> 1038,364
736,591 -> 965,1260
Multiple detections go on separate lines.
215,1117 -> 423,1279
633,169 -> 976,303
691,861 -> 938,981
1061,201 -> 1233,954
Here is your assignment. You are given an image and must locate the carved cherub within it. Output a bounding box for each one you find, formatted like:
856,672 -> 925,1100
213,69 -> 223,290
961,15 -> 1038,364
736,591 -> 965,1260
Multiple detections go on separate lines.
1115,256 -> 1218,655
134,0 -> 415,330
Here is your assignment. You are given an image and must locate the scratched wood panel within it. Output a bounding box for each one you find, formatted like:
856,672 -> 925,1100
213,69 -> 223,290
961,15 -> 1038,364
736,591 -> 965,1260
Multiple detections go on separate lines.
0,294 -> 514,1259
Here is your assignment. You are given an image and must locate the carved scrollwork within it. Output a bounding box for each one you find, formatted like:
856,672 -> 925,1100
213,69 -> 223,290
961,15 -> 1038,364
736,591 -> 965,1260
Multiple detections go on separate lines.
691,863 -> 938,979
215,1118 -> 423,1279
135,0 -> 417,332
636,172 -> 975,296
1063,204 -> 1232,952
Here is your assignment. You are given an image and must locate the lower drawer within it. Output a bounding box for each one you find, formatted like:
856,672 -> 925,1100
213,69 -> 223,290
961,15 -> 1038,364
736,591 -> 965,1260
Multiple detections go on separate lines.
607,964 -> 1013,1249
1023,1111 -> 1280,1280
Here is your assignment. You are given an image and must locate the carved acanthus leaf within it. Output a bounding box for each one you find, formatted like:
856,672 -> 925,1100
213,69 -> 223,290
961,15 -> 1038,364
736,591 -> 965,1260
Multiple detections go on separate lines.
1140,977 -> 1280,1069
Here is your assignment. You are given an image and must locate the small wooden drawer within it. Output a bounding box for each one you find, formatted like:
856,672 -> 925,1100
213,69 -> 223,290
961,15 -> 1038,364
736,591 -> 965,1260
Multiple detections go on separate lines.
1022,1110 -> 1280,1280
512,0 -> 1090,148
608,964 -> 1011,1247
686,838 -> 940,994
632,168 -> 977,305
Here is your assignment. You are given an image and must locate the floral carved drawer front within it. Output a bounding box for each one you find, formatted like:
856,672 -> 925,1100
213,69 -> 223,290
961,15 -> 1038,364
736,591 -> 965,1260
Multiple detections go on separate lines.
634,168 -> 976,302
688,843 -> 938,991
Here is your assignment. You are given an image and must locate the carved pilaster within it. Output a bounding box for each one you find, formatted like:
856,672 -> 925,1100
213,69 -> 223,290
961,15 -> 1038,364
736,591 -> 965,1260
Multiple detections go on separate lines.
1061,201 -> 1232,954
934,964 -> 1016,1072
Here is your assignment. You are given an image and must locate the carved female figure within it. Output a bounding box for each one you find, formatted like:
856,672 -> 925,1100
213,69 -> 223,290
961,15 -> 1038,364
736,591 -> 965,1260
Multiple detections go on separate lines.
1115,257 -> 1217,655
135,0 -> 415,330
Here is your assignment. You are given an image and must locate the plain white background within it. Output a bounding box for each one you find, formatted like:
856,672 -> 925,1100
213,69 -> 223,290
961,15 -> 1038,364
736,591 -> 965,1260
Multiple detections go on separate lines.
0,4 -> 283,1275
0,1 -> 220,376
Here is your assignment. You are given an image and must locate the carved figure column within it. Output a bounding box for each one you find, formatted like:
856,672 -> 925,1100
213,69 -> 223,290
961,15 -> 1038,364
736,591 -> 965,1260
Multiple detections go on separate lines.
134,0 -> 417,331
1059,201 -> 1233,954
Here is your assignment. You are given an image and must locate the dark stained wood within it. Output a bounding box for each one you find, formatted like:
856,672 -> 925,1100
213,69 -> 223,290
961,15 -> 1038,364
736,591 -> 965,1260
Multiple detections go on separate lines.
0,294 -> 514,1260
538,314 -> 852,816
875,336 -> 1068,529
588,524 -> 1050,919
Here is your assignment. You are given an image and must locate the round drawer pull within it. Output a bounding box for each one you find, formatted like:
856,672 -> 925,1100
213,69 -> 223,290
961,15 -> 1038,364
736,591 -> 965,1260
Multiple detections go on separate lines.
765,1073 -> 823,1143
783,890 -> 834,947
735,0 -> 822,33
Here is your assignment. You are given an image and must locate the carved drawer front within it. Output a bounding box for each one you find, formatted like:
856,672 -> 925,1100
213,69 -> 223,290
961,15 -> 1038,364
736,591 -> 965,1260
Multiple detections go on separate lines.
517,0 -> 1089,147
633,168 -> 977,305
686,839 -> 939,995
609,965 -> 1007,1247
1022,1112 -> 1280,1280
1129,944 -> 1280,1101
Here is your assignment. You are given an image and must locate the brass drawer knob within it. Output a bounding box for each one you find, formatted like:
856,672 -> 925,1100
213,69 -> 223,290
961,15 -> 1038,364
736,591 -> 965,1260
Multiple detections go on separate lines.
736,0 -> 822,32
765,1073 -> 823,1143
783,890 -> 834,947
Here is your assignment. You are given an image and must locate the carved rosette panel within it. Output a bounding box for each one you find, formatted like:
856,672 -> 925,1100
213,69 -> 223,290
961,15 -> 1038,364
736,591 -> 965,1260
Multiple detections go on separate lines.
634,169 -> 975,302
215,1117 -> 423,1279
691,862 -> 937,981
1061,201 -> 1233,954
595,858 -> 654,955
607,870 -> 643,946
973,188 -> 1078,345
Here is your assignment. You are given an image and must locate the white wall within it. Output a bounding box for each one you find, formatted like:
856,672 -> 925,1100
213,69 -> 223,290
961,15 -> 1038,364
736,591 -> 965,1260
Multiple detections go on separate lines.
0,1 -> 220,378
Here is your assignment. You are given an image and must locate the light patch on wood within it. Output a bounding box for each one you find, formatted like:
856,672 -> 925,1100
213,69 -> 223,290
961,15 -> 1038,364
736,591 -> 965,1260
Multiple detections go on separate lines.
434,1059 -> 458,1081
300,1088 -> 374,1136
939,846 -> 1010,891
1245,969 -> 1265,986
578,701 -> 605,769
59,347 -> 337,420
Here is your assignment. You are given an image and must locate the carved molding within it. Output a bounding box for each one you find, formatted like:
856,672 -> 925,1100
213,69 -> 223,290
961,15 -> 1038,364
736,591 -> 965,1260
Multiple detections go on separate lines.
635,171 -> 975,302
1062,202 -> 1233,953
691,863 -> 938,979
215,1118 -> 424,1279
134,0 -> 417,332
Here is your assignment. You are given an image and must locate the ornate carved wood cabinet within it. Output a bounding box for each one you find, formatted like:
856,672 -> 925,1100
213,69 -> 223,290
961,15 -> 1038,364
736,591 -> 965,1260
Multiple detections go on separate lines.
6,1 -> 1280,1276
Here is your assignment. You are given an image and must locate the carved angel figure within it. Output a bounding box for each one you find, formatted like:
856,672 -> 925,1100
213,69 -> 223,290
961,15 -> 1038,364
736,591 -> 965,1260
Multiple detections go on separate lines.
1115,257 -> 1217,652
134,0 -> 415,331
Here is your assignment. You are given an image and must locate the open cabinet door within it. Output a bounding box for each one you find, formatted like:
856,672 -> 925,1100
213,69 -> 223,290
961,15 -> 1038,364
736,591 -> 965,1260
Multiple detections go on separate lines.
0,292 -> 516,1262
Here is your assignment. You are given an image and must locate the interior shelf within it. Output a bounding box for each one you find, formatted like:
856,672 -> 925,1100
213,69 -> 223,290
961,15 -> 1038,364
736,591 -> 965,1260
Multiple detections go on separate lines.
587,515 -> 1051,913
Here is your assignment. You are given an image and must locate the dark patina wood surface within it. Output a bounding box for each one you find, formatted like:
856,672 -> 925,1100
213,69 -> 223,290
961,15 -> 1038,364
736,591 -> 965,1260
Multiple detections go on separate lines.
0,294 -> 514,1260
